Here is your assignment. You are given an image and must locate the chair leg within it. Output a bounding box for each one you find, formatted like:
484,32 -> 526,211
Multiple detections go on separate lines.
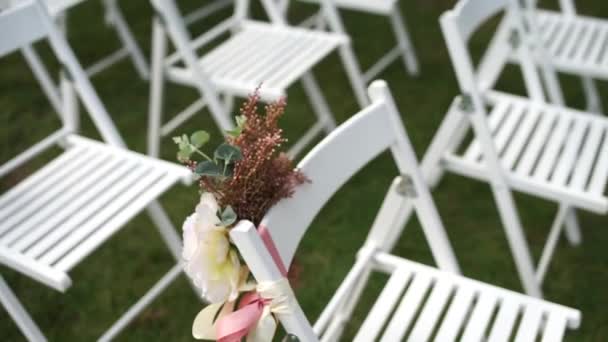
147,18 -> 167,158
337,45 -> 369,108
102,0 -> 150,80
301,72 -> 336,133
145,201 -> 182,262
491,185 -> 543,297
388,9 -> 419,77
581,76 -> 603,114
564,207 -> 582,246
0,275 -> 47,342
98,265 -> 183,342
535,204 -> 572,285
145,200 -> 204,298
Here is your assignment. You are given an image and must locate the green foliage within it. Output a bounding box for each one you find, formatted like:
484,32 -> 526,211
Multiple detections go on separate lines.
195,161 -> 222,176
226,115 -> 247,138
190,130 -> 210,148
176,132 -> 242,180
214,143 -> 242,163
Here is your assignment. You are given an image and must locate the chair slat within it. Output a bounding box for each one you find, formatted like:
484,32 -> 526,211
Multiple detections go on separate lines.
353,268 -> 411,342
514,306 -> 543,342
487,300 -> 520,342
501,104 -> 540,170
540,313 -> 568,342
539,14 -> 561,48
569,125 -> 605,190
434,286 -> 475,340
379,272 -> 433,341
561,21 -> 585,59
461,291 -> 498,341
588,129 -> 608,195
493,100 -> 526,155
551,117 -> 588,185
406,279 -> 453,342
588,25 -> 608,64
548,19 -> 574,56
464,100 -> 510,162
572,23 -> 597,64
515,108 -> 557,176
532,112 -> 572,181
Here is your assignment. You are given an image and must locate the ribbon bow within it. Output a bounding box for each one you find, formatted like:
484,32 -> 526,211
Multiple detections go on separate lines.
192,226 -> 292,342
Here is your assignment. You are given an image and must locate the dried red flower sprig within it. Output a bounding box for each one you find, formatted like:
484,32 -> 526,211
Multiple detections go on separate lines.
176,91 -> 308,226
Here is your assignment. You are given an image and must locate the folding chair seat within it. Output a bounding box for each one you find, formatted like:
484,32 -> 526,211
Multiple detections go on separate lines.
443,91 -> 608,214
147,0 -> 368,158
0,1 -> 191,340
165,20 -> 346,99
532,10 -> 608,80
0,136 -> 189,292
419,0 -> 608,298
294,0 -> 420,82
227,81 -> 580,342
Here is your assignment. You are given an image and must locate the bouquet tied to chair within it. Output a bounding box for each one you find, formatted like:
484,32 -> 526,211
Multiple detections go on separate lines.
175,91 -> 307,342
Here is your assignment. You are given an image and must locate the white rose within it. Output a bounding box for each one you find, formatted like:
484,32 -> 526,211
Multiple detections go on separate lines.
182,193 -> 241,303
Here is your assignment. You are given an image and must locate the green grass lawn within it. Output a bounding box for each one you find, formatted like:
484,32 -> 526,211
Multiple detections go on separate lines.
1,0 -> 608,340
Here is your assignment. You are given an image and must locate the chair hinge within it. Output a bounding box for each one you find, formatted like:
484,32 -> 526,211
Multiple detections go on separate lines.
459,93 -> 474,113
396,174 -> 417,197
509,29 -> 521,49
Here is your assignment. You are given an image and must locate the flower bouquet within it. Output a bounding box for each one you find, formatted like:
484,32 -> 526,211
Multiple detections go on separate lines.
175,91 -> 307,342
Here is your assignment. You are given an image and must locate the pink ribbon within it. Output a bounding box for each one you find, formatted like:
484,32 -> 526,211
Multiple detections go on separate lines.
215,225 -> 287,342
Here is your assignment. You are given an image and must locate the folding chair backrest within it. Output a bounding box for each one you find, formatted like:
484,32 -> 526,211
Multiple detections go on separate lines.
0,2 -> 48,57
440,0 -> 546,102
229,81 -> 458,339
260,0 -> 348,34
0,0 -> 126,177
258,81 -> 429,266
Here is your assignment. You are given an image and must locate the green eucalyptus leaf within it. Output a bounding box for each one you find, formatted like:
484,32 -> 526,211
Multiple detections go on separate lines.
220,206 -> 237,226
190,131 -> 210,148
226,115 -> 247,137
218,160 -> 235,178
214,143 -> 242,162
195,161 -> 222,176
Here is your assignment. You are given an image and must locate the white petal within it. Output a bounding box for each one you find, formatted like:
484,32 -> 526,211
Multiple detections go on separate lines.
199,192 -> 219,213
181,215 -> 198,261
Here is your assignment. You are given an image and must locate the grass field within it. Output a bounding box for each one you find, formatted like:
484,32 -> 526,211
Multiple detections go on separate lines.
1,0 -> 608,340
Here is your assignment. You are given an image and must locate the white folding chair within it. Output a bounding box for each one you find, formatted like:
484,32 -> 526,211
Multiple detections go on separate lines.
522,0 -> 608,113
477,0 -> 608,113
228,80 -> 580,341
290,0 -> 420,83
413,0 -> 608,297
0,1 -> 193,340
45,0 -> 149,80
147,0 -> 368,158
